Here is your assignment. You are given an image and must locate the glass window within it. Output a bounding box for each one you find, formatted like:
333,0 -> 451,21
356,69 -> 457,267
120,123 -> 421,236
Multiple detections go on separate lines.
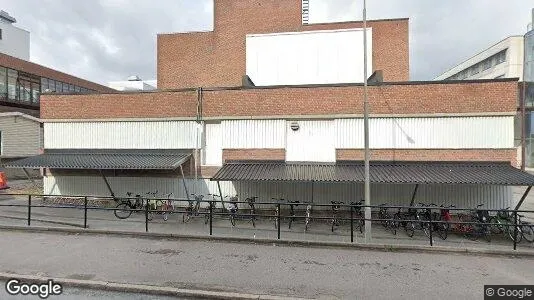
41,78 -> 48,92
7,69 -> 17,100
62,82 -> 69,93
31,82 -> 40,104
55,81 -> 62,93
0,67 -> 6,98
75,86 -> 81,93
68,84 -> 75,92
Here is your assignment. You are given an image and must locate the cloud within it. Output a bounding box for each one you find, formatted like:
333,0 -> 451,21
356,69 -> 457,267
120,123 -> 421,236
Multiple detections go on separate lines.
1,0 -> 532,84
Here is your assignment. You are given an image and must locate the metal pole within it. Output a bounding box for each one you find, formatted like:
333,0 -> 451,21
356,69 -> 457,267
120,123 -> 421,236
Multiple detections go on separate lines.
145,200 -> 149,233
277,203 -> 281,240
84,196 -> 88,229
427,208 -> 433,246
350,203 -> 354,243
27,195 -> 31,226
522,82 -> 526,170
513,210 -> 518,250
179,165 -> 190,202
515,186 -> 532,210
363,0 -> 372,243
209,200 -> 213,236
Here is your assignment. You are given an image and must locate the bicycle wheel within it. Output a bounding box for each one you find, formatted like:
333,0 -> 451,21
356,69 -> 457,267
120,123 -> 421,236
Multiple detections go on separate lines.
465,225 -> 479,241
288,216 -> 293,230
114,203 -> 132,219
508,225 -> 523,243
305,212 -> 310,232
405,221 -> 415,237
436,222 -> 448,240
521,224 -> 534,243
358,219 -> 364,234
147,210 -> 153,221
230,214 -> 236,227
183,212 -> 191,223
251,209 -> 256,228
488,217 -> 503,234
163,212 -> 168,221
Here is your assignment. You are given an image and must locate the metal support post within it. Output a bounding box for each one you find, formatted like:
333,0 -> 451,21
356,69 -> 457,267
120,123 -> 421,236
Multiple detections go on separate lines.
145,201 -> 149,233
84,196 -> 88,229
27,195 -> 31,226
277,203 -> 281,240
209,201 -> 213,236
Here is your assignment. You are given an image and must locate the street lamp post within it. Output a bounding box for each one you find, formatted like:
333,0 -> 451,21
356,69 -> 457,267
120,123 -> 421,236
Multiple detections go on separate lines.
363,0 -> 372,242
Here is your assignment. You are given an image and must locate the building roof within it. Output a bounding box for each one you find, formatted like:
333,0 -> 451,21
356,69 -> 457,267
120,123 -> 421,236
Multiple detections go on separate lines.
0,112 -> 41,123
2,149 -> 192,170
211,161 -> 534,186
0,53 -> 115,93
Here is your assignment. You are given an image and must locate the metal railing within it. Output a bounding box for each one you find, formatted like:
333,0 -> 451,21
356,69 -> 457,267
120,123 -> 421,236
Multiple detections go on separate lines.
0,193 -> 533,250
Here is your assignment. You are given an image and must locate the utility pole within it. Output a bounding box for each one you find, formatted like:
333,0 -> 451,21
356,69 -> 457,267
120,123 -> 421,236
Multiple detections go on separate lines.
363,0 -> 372,242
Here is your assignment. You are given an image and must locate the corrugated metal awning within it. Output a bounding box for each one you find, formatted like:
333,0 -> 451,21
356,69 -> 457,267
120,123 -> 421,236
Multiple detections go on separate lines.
211,160 -> 534,186
2,149 -> 192,170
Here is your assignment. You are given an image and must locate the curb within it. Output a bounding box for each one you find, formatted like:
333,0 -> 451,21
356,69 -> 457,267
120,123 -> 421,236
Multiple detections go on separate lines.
0,224 -> 533,258
0,272 -> 305,300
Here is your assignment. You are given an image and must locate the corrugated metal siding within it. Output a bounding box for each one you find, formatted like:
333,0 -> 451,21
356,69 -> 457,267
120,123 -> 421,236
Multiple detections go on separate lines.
222,120 -> 285,149
44,121 -> 198,149
0,115 -> 41,157
286,120 -> 336,162
44,176 -> 512,211
336,116 -> 513,149
203,122 -> 222,166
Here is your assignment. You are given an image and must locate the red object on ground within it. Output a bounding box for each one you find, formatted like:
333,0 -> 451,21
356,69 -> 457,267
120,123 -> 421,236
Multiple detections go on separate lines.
0,172 -> 9,190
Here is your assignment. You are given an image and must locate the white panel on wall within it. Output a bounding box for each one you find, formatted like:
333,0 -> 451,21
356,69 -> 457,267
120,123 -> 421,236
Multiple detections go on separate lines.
336,116 -> 514,149
44,176 -> 512,211
246,28 -> 373,86
222,120 -> 285,149
44,121 -> 198,149
286,120 -> 336,162
203,122 -> 222,166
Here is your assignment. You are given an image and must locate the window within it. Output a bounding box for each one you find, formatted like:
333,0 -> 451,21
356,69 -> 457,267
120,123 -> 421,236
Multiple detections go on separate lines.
32,82 -> 40,104
75,86 -> 81,93
482,59 -> 491,71
7,69 -> 17,100
0,67 -> 6,98
41,78 -> 48,92
62,82 -> 69,93
55,81 -> 62,93
68,84 -> 75,93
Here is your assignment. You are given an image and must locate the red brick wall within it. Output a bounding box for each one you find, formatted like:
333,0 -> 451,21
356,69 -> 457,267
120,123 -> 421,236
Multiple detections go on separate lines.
41,81 -> 517,119
337,149 -> 518,165
222,149 -> 286,162
157,0 -> 409,89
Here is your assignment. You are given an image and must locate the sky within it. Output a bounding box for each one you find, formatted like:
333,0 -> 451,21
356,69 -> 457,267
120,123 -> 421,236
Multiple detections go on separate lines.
1,0 -> 533,86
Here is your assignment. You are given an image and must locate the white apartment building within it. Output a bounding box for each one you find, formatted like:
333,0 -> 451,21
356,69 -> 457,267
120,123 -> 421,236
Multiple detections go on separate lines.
434,36 -> 524,81
0,10 -> 30,61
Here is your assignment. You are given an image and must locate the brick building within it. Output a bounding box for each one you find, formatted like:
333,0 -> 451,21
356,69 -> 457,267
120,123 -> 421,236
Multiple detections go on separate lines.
6,0 -> 534,210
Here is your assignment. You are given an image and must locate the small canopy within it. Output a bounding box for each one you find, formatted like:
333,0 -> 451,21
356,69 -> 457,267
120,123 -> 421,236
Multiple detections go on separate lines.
211,160 -> 534,186
3,149 -> 192,170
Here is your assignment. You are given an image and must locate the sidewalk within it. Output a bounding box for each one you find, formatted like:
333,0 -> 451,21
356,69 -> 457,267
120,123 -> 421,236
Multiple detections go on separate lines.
0,196 -> 533,253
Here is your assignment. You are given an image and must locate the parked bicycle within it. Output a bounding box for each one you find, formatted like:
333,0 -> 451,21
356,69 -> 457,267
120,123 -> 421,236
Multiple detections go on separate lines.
183,193 -> 204,223
304,202 -> 312,232
331,201 -> 344,232
464,204 -> 491,242
378,203 -> 396,235
161,192 -> 174,221
227,196 -> 258,228
287,200 -> 300,229
489,207 -> 523,243
114,192 -> 153,221
351,200 -> 365,234
272,197 -> 285,229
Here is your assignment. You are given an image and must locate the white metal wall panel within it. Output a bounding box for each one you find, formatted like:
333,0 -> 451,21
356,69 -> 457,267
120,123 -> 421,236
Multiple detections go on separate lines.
203,123 -> 222,166
44,121 -> 198,149
286,120 -> 336,162
44,176 -> 512,211
222,120 -> 285,149
246,28 -> 373,86
336,116 -> 514,149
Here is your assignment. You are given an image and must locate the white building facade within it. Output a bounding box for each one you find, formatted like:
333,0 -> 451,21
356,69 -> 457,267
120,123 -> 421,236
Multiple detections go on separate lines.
0,11 -> 30,61
434,36 -> 524,81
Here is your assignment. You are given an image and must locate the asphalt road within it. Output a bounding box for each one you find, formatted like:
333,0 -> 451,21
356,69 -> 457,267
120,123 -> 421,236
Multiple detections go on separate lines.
0,282 -> 192,300
0,230 -> 533,299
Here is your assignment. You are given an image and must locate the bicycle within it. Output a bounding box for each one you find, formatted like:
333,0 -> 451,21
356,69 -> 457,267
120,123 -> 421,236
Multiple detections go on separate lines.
331,201 -> 344,232
378,203 -> 396,235
183,193 -> 204,223
161,192 -> 174,221
226,195 -> 258,228
304,202 -> 312,232
518,214 -> 534,243
114,192 -> 153,221
287,200 -> 300,229
403,204 -> 430,238
227,195 -> 239,227
351,200 -> 365,234
205,194 -> 230,225
488,207 -> 523,243
464,204 -> 491,242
